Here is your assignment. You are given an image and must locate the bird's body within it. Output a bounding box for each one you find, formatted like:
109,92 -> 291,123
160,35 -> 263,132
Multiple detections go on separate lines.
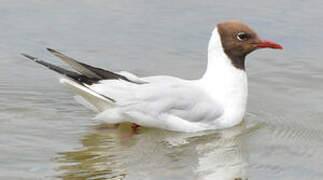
22,21 -> 282,132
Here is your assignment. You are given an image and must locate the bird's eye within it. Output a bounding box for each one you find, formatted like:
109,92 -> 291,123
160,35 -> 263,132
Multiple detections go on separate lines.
236,32 -> 250,41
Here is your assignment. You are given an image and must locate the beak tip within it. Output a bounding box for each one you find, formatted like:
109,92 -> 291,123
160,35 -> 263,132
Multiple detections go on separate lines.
257,40 -> 283,50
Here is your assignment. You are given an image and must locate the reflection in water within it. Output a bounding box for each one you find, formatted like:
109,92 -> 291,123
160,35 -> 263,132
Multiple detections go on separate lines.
55,122 -> 262,180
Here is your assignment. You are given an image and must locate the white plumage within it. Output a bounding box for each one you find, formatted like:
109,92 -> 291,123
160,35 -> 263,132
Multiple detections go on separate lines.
24,21 -> 283,132
59,28 -> 247,132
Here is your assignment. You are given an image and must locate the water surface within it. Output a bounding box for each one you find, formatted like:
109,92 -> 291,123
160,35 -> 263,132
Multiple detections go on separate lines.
1,0 -> 323,179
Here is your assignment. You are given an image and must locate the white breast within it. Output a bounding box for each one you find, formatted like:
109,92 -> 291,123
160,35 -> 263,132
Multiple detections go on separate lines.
198,27 -> 248,128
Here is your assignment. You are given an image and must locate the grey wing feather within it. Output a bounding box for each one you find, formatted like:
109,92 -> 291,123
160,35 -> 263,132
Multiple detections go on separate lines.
161,88 -> 223,123
112,79 -> 224,123
47,48 -> 101,79
21,53 -> 116,103
21,53 -> 98,84
46,48 -> 147,84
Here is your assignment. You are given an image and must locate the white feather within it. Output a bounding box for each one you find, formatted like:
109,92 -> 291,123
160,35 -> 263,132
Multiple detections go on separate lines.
60,78 -> 114,112
61,27 -> 248,132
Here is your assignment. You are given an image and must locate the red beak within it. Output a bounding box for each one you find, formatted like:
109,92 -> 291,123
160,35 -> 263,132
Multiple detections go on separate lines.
257,40 -> 283,49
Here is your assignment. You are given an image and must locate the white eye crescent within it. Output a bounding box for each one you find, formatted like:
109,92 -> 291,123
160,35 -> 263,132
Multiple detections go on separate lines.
236,32 -> 250,41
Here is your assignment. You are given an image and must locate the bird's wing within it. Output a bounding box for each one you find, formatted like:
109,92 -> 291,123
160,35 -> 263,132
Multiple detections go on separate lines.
90,77 -> 224,128
46,48 -> 147,84
138,79 -> 224,123
21,49 -> 148,111
22,49 -> 223,129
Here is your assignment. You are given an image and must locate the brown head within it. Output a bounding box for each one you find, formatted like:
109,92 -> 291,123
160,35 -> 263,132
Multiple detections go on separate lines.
217,21 -> 282,70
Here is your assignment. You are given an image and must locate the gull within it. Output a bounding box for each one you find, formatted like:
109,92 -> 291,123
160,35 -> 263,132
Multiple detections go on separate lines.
22,21 -> 282,133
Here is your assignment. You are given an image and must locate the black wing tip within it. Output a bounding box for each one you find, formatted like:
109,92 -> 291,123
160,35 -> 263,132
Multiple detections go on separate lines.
21,53 -> 38,61
46,48 -> 60,55
46,48 -> 57,53
47,48 -> 65,57
47,48 -> 65,55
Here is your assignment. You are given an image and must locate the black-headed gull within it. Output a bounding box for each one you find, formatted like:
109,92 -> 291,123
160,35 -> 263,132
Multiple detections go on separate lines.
22,21 -> 282,133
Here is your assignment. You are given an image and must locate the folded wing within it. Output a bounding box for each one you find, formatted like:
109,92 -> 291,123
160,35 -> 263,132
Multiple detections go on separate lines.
22,49 -> 223,131
21,48 -> 147,111
91,78 -> 224,131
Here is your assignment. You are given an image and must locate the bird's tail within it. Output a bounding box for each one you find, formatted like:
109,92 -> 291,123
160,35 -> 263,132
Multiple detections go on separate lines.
21,49 -> 119,112
60,78 -> 114,112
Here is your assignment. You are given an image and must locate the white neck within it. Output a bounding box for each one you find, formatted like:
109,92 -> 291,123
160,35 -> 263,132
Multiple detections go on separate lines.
199,28 -> 248,127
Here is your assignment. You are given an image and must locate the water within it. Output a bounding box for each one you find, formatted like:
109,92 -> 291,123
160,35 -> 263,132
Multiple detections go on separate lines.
1,0 -> 323,179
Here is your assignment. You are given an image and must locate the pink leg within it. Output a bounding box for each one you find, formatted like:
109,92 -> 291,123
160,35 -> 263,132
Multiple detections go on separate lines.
131,123 -> 140,132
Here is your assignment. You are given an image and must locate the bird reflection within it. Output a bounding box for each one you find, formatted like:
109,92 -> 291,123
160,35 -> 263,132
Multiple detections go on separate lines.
54,121 -> 262,180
